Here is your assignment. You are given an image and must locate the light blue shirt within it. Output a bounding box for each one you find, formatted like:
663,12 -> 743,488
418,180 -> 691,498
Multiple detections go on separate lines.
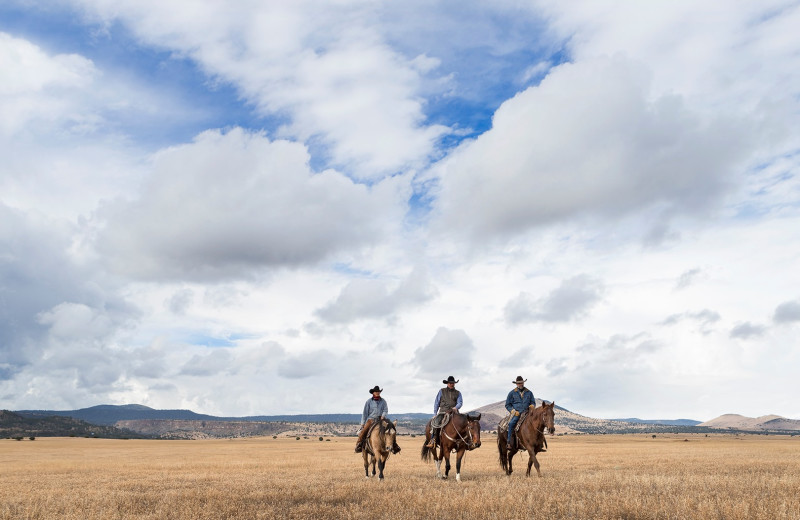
361,397 -> 388,425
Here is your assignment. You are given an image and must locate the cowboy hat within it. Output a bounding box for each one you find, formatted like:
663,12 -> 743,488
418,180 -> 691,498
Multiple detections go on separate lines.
442,376 -> 459,384
513,376 -> 527,384
368,386 -> 383,394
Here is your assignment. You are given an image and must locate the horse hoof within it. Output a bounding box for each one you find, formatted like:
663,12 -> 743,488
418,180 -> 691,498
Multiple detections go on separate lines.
456,474 -> 461,482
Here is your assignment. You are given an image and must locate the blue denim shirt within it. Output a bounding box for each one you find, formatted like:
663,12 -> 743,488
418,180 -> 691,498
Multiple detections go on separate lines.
361,397 -> 388,425
505,387 -> 534,413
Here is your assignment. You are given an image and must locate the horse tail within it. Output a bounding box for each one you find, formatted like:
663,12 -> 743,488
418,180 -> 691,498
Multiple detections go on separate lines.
421,442 -> 432,462
497,432 -> 508,471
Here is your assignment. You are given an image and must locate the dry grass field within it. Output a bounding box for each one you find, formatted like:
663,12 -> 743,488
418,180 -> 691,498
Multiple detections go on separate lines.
2,433 -> 799,519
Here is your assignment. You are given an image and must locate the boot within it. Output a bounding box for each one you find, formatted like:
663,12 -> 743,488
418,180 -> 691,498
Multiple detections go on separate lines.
425,434 -> 436,448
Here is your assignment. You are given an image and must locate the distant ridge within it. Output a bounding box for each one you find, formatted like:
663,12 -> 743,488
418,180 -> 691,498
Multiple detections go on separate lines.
613,418 -> 702,426
699,414 -> 800,431
15,404 -> 799,438
1,410 -> 148,438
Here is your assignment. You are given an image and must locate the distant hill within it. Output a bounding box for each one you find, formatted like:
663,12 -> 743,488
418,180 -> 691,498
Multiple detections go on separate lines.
0,410 -> 148,438
15,403 -> 797,439
613,418 -> 702,426
472,400 -> 712,435
699,414 -> 800,431
16,404 -> 222,426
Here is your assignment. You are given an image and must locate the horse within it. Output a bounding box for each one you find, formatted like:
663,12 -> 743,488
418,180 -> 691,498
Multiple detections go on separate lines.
420,410 -> 482,482
362,418 -> 397,480
497,401 -> 555,477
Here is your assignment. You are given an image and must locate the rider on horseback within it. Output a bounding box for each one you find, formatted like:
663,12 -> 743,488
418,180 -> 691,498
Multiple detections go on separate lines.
355,385 -> 401,454
426,376 -> 463,448
505,376 -> 535,451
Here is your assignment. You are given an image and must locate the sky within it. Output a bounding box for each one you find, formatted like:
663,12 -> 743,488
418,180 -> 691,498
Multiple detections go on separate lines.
1,1 -> 799,422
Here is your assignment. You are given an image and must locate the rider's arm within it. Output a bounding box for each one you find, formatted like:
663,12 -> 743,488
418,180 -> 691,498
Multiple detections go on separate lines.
433,389 -> 442,415
361,399 -> 370,426
380,398 -> 388,419
505,390 -> 514,412
455,391 -> 463,410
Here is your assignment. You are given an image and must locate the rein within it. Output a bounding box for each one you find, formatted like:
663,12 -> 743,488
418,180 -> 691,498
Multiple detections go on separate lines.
442,416 -> 476,449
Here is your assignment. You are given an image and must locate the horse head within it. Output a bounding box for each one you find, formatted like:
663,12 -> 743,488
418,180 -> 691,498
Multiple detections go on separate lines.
381,419 -> 398,454
465,411 -> 482,449
543,402 -> 556,434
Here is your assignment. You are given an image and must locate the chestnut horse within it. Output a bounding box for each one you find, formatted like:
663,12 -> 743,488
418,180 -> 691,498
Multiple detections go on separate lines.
363,418 -> 397,480
421,411 -> 482,482
497,402 -> 555,477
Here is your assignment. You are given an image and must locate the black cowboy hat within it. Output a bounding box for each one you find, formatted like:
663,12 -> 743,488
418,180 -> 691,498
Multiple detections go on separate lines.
513,376 -> 527,384
368,386 -> 383,394
443,376 -> 459,384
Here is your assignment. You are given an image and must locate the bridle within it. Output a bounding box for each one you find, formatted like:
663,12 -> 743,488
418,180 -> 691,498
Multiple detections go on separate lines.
442,415 -> 478,449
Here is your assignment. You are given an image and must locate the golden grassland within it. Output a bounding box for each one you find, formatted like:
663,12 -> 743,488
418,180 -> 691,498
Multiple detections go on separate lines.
2,433 -> 799,519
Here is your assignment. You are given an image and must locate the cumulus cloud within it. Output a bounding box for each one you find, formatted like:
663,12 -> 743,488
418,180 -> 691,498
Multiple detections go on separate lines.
411,327 -> 475,377
181,349 -> 234,377
0,32 -> 96,136
675,268 -> 704,290
0,204 -> 137,374
69,1 -> 449,179
504,275 -> 604,325
95,128 -> 407,281
432,55 -> 752,240
773,300 -> 800,324
277,350 -> 336,379
661,309 -> 721,327
315,267 -> 437,323
729,322 -> 767,339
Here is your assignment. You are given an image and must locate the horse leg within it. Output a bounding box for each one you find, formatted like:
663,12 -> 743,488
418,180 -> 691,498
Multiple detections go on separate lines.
371,454 -> 377,477
455,448 -> 465,482
527,449 -> 541,477
363,450 -> 370,478
378,455 -> 385,480
443,448 -> 451,480
434,445 -> 443,478
507,448 -> 515,476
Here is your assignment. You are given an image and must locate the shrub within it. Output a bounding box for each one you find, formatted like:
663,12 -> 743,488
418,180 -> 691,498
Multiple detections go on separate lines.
29,437 -> 35,441
295,437 -> 300,440
319,437 -> 324,441
14,436 -> 23,441
272,436 -> 277,439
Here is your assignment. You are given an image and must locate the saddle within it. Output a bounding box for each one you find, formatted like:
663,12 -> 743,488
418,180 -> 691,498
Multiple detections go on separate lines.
431,410 -> 453,429
498,409 -> 529,434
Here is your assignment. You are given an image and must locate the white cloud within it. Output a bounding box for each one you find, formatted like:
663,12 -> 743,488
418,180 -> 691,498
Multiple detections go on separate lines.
411,327 -> 475,378
67,0 -> 450,179
94,128 -> 408,281
315,266 -> 437,323
504,275 -> 604,325
773,300 -> 800,324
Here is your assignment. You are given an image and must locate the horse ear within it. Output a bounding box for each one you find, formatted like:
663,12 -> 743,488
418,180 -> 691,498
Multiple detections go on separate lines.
393,419 -> 397,426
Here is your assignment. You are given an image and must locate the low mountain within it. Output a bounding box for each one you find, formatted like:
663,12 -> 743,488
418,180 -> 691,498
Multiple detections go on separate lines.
614,418 -> 701,426
699,414 -> 800,431
472,400 -> 710,435
17,404 -> 222,426
0,410 -> 148,438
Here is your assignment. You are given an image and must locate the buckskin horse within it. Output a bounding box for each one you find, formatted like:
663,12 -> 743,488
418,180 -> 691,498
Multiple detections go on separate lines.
498,401 -> 555,477
420,410 -> 482,481
362,418 -> 398,480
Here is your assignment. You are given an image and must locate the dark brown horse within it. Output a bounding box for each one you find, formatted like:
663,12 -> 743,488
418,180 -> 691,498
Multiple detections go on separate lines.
362,418 -> 397,480
421,411 -> 481,481
497,402 -> 555,477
